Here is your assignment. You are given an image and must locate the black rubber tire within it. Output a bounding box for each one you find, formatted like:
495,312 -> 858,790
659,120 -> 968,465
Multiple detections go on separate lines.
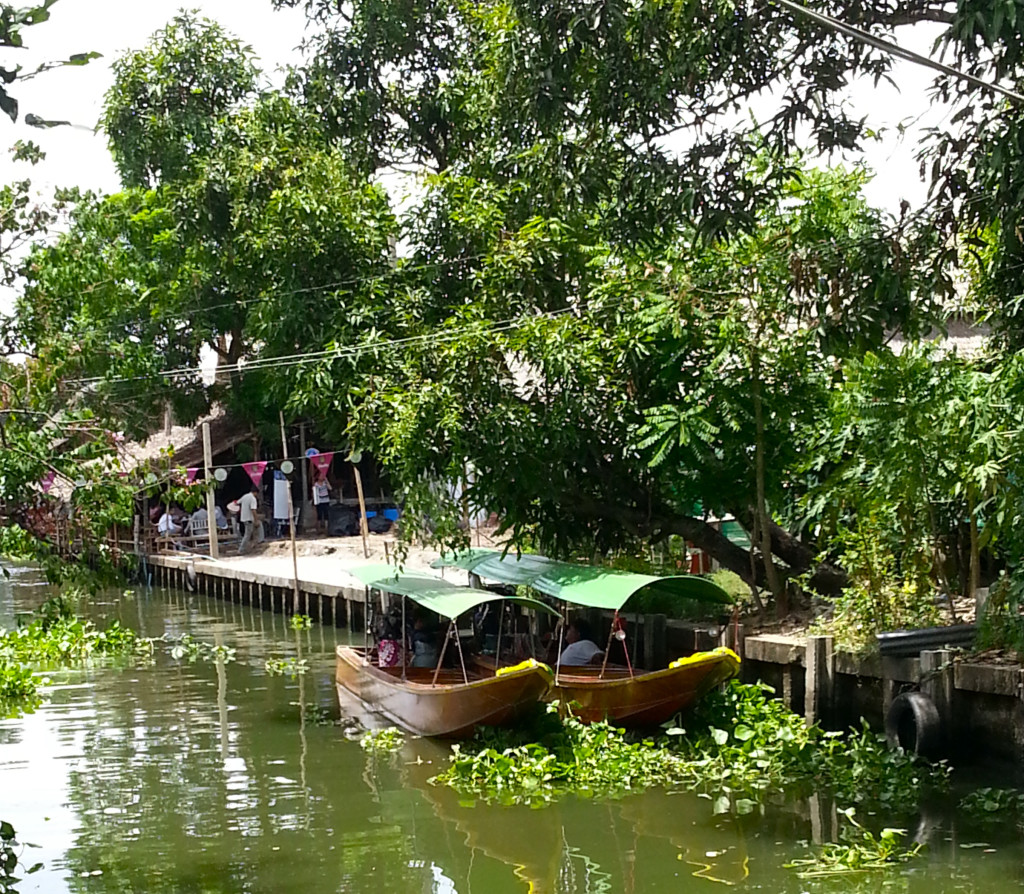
885,691 -> 942,758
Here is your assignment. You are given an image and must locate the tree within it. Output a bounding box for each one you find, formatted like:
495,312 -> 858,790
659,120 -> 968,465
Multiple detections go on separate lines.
280,163 -> 935,598
101,11 -> 260,189
21,74 -> 397,437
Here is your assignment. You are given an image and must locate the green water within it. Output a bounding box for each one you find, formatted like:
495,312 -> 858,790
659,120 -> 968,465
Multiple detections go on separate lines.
2,565 -> 1023,893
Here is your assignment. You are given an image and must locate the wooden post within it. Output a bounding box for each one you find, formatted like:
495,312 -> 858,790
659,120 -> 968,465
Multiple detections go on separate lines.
202,422 -> 219,559
280,411 -> 302,614
299,422 -> 310,534
642,613 -> 668,670
804,635 -> 835,727
352,458 -> 370,559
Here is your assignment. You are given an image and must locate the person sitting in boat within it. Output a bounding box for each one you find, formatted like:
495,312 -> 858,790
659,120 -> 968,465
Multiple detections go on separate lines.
375,608 -> 403,668
409,613 -> 440,668
559,618 -> 605,666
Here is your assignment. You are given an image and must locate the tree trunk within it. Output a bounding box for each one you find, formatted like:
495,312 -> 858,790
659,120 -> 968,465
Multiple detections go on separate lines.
752,350 -> 787,614
968,490 -> 980,602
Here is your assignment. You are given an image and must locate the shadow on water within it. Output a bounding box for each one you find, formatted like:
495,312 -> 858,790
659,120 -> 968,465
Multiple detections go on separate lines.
2,567 -> 1024,892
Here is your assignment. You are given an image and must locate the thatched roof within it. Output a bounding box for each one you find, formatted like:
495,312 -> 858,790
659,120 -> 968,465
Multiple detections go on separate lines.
47,405 -> 253,501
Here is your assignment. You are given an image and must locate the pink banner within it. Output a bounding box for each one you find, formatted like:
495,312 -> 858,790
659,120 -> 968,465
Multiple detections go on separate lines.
310,452 -> 334,477
40,470 -> 56,494
186,467 -> 199,484
242,461 -> 268,487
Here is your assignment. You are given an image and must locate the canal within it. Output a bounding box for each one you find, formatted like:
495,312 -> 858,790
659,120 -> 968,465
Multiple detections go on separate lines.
2,564 -> 1023,893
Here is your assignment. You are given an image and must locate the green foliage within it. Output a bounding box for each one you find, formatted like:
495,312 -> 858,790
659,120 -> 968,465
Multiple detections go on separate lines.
163,633 -> 234,664
959,786 -> 1024,818
434,704 -> 686,807
811,522 -> 941,651
288,614 -> 313,630
0,819 -> 17,893
433,683 -> 947,810
976,573 -> 1024,652
101,11 -> 259,188
0,818 -> 40,894
0,525 -> 40,560
264,656 -> 309,677
0,0 -> 100,125
672,681 -> 947,808
801,345 -> 1024,620
785,808 -> 923,878
0,595 -> 149,664
16,0 -> 1024,634
0,594 -> 150,718
359,727 -> 405,753
0,658 -> 40,718
23,79 -> 397,439
303,704 -> 334,726
710,570 -> 750,604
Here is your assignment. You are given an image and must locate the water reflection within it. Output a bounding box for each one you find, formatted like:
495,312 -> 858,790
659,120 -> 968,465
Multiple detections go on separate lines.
2,569 -> 1024,893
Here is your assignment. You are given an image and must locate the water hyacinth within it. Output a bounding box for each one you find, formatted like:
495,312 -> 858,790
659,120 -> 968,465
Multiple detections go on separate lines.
432,682 -> 948,810
0,595 -> 151,718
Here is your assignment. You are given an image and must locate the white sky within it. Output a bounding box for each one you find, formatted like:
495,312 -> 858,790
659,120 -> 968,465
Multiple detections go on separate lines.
0,0 -> 308,196
0,2 -> 953,237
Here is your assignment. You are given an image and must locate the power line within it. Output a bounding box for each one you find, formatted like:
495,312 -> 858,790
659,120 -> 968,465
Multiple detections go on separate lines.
65,308 -> 579,388
16,252 -> 491,343
772,0 -> 1024,106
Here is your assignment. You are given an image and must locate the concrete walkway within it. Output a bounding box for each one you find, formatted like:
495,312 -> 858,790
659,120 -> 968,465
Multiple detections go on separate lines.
192,531 -> 493,591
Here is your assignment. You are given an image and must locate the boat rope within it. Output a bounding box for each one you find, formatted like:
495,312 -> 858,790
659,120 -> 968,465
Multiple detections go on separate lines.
553,615 -> 566,687
600,611 -> 632,680
619,613 -> 635,679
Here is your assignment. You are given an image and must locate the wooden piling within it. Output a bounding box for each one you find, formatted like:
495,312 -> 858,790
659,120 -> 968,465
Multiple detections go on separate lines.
643,613 -> 668,670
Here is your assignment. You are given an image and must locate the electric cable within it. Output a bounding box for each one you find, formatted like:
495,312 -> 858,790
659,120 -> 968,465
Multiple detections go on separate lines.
772,0 -> 1024,105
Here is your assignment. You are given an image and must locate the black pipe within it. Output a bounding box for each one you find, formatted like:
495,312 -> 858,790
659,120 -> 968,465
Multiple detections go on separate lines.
876,624 -> 976,658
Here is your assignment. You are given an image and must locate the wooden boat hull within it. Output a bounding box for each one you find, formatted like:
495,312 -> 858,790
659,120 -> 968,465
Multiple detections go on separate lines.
335,645 -> 554,738
551,647 -> 741,727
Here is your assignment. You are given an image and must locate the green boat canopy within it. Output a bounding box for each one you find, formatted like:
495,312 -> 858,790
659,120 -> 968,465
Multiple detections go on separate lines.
346,563 -> 561,621
432,550 -> 732,610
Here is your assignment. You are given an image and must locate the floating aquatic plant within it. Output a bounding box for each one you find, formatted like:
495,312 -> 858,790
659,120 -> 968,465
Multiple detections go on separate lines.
785,808 -> 923,878
360,727 -> 405,753
432,682 -> 949,811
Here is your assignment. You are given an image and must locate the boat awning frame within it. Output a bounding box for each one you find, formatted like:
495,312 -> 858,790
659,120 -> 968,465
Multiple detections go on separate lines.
346,563 -> 561,621
432,550 -> 732,611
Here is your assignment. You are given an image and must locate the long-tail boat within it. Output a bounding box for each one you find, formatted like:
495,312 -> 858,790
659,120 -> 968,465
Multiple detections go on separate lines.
433,550 -> 740,727
337,564 -> 558,738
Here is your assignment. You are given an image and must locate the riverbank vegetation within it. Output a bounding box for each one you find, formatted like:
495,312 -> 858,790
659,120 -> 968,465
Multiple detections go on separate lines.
4,0 -> 1024,650
0,595 -> 148,718
432,682 -> 948,810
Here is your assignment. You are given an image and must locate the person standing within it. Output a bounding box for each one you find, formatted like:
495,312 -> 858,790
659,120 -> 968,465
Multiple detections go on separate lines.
238,485 -> 260,554
312,472 -> 331,535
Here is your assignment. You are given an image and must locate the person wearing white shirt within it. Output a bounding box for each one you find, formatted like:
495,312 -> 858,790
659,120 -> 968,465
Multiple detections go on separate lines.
238,486 -> 259,553
559,619 -> 604,666
312,473 -> 330,534
157,511 -> 183,537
